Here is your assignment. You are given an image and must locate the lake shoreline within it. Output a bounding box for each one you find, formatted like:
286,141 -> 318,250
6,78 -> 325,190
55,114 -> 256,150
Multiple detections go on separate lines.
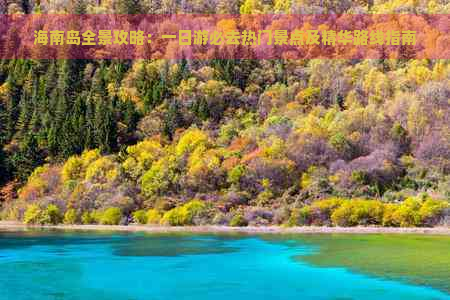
1,221 -> 450,235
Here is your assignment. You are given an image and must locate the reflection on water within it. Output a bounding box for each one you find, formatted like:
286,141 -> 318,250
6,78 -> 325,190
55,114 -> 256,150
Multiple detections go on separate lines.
113,235 -> 240,256
0,229 -> 449,300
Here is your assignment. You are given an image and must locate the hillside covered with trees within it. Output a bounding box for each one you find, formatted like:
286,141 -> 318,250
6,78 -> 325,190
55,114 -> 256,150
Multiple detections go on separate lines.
0,0 -> 449,227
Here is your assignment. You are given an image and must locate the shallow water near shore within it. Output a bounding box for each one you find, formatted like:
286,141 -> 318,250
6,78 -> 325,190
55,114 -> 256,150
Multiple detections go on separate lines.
0,229 -> 449,300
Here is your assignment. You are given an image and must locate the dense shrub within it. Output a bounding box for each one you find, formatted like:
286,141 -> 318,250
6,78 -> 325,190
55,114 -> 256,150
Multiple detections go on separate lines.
146,209 -> 162,224
23,204 -> 62,225
391,198 -> 422,227
141,155 -> 179,197
63,209 -> 78,224
288,207 -> 312,226
229,214 -> 248,227
227,165 -> 246,186
61,156 -> 84,183
331,200 -> 384,226
81,211 -> 95,224
23,204 -> 43,225
160,200 -> 208,226
297,196 -> 448,227
382,203 -> 399,226
18,165 -> 61,202
42,204 -> 63,225
160,207 -> 185,226
85,157 -> 120,183
132,210 -> 148,224
89,210 -> 104,224
182,200 -> 209,224
99,208 -> 122,225
175,128 -> 209,157
419,199 -> 449,226
61,150 -> 101,184
122,139 -> 163,180
309,198 -> 344,225
0,202 -> 21,221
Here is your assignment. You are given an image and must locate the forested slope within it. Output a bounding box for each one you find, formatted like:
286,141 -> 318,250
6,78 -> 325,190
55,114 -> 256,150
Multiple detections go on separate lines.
0,0 -> 449,226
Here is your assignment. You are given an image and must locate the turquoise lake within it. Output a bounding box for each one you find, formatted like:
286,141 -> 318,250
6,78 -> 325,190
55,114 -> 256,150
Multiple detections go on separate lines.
0,230 -> 449,300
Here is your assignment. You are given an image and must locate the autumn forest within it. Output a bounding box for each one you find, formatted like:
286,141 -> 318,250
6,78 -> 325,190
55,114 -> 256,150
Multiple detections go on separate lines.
0,0 -> 449,227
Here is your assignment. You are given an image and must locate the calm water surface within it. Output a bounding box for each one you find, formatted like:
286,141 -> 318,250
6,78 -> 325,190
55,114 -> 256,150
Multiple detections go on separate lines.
0,229 -> 449,300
